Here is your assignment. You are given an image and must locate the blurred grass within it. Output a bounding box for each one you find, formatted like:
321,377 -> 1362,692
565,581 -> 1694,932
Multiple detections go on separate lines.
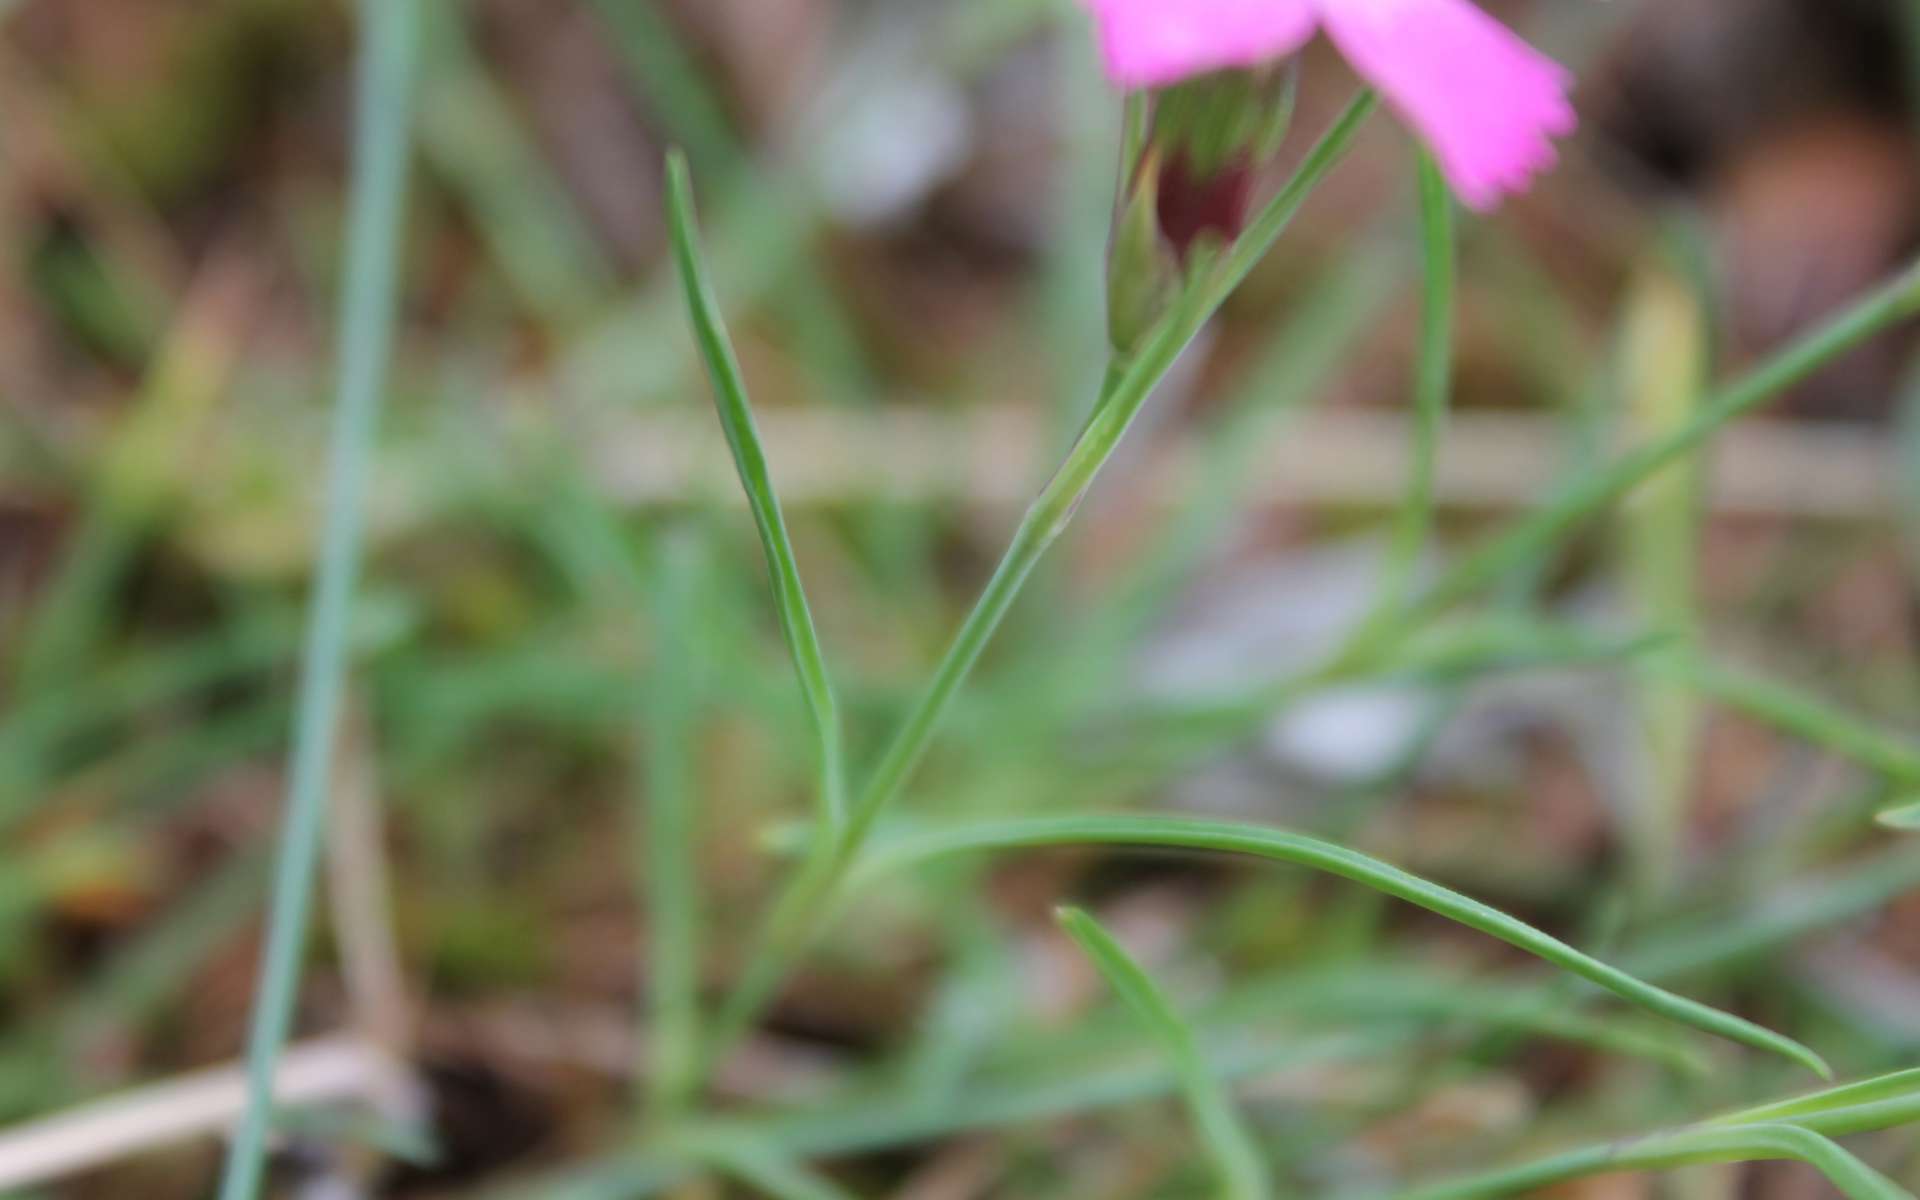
0,0 -> 1918,1197
218,0 -> 420,1194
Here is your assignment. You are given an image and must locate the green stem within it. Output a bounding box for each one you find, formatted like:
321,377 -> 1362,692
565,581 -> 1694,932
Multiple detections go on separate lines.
216,4 -> 420,1198
665,150 -> 847,830
699,93 -> 1379,1082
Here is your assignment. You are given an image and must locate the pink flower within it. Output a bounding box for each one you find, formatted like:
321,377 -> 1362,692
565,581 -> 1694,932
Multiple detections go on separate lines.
1083,0 -> 1576,210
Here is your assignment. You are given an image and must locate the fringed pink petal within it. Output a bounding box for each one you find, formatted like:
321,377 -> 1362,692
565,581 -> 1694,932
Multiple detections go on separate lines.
1315,0 -> 1575,209
1080,0 -> 1318,90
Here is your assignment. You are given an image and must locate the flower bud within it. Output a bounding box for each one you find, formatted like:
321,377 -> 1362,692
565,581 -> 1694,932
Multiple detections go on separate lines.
1103,65 -> 1298,354
1106,147 -> 1179,356
1143,65 -> 1297,256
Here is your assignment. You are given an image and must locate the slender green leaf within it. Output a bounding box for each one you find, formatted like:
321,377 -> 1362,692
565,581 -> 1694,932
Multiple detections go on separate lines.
1380,1122 -> 1911,1200
1190,251 -> 1920,733
665,149 -> 846,829
415,0 -> 610,324
1058,906 -> 1271,1200
641,530 -> 706,1118
1375,150 -> 1455,614
1878,801 -> 1920,831
1672,658 -> 1920,785
1707,1068 -> 1920,1130
1404,255 -> 1920,621
852,815 -> 1828,1076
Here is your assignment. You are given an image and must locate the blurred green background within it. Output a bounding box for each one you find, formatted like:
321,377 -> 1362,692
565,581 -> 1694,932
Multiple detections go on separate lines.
4,0 -> 1920,1195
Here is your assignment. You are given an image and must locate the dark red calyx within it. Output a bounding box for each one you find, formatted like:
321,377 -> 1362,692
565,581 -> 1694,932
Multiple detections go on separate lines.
1155,151 -> 1255,262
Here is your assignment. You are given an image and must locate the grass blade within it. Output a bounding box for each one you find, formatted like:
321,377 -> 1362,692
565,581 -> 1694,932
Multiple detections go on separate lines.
216,2 -> 421,1197
641,529 -> 707,1119
1670,658 -> 1920,786
414,0 -> 610,325
852,815 -> 1828,1076
1404,254 -> 1920,621
664,149 -> 845,829
1205,252 -> 1920,731
1058,906 -> 1273,1200
1879,801 -> 1920,831
1376,150 -> 1455,613
1380,1123 -> 1912,1200
1706,1068 -> 1920,1131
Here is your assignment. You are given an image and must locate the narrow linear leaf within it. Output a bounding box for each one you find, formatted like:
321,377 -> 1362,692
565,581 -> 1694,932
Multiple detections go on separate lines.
641,530 -> 706,1116
1669,658 -> 1920,785
1375,149 -> 1455,614
1707,1067 -> 1920,1131
852,815 -> 1828,1076
1057,906 -> 1272,1200
1408,254 -> 1920,620
1877,801 -> 1920,832
664,149 -> 845,827
1205,966 -> 1705,1077
1379,1122 -> 1913,1200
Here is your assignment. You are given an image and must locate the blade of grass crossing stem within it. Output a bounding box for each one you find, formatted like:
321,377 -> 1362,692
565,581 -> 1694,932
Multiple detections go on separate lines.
699,95 -> 1381,1080
1707,1068 -> 1920,1128
1391,255 -> 1920,628
1670,658 -> 1920,785
1057,907 -> 1273,1200
851,816 -> 1828,1076
1196,251 -> 1920,721
216,3 -> 420,1198
1722,1095 -> 1920,1140
1382,1123 -> 1912,1200
665,150 -> 845,830
1374,150 -> 1454,614
642,529 -> 705,1118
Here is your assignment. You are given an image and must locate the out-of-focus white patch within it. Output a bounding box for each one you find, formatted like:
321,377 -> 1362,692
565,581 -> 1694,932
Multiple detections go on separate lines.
809,52 -> 972,227
1266,684 -> 1433,782
1138,542 -> 1437,784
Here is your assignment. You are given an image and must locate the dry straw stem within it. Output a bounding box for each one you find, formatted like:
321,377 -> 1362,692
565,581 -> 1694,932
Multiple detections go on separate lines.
0,1036 -> 416,1195
582,408 -> 1902,520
